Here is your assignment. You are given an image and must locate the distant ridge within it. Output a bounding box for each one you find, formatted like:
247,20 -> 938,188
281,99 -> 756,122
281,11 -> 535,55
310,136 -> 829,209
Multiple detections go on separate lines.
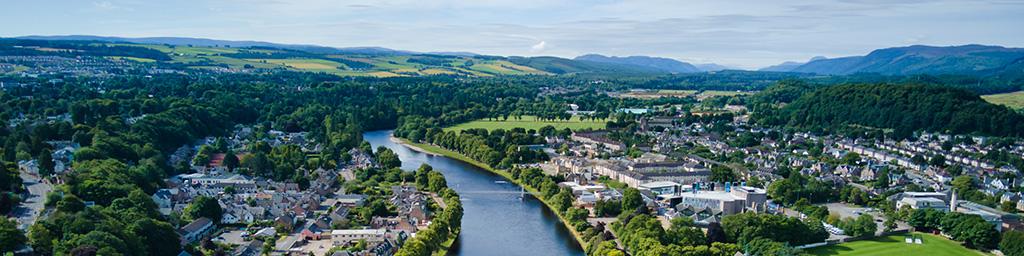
759,56 -> 826,72
695,63 -> 737,72
789,45 -> 1024,75
16,35 -> 417,56
573,54 -> 701,73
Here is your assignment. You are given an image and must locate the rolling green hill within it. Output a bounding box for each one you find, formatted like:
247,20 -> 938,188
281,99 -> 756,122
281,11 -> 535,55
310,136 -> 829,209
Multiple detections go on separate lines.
753,83 -> 1024,137
1,37 -> 676,77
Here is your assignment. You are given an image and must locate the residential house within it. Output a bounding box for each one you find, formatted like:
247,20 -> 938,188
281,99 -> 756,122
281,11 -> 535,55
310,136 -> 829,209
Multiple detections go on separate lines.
178,217 -> 215,245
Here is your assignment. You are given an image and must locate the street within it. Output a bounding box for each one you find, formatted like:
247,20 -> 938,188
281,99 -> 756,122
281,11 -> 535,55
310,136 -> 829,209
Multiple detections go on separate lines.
13,170 -> 52,230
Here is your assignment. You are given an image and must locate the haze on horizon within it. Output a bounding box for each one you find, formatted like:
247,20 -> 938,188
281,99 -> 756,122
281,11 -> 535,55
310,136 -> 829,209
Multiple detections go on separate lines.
3,0 -> 1023,69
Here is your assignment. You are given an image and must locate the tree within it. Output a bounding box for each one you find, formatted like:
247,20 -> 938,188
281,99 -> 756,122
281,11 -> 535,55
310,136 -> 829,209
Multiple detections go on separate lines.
552,189 -> 574,213
622,188 -> 644,211
1002,201 -> 1019,213
706,222 -> 727,244
223,151 -> 240,170
1001,230 -> 1024,256
842,152 -> 861,165
427,171 -> 448,192
951,175 -> 976,197
0,217 -> 26,252
28,223 -> 56,253
38,149 -> 55,176
874,169 -> 890,189
929,154 -> 947,167
883,217 -> 897,232
594,199 -> 622,217
57,194 -> 86,213
375,146 -> 402,169
746,238 -> 800,256
710,165 -> 736,183
909,208 -> 943,231
841,214 -> 877,237
129,218 -> 181,256
666,217 -> 706,246
183,196 -> 223,223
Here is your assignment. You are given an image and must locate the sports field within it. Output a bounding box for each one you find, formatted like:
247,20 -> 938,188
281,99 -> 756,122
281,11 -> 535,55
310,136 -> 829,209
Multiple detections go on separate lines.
805,232 -> 988,256
444,115 -> 606,132
982,91 -> 1024,109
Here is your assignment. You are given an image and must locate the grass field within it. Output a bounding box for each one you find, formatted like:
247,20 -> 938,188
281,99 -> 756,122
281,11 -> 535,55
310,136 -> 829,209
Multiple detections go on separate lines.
982,91 -> 1024,109
248,58 -> 342,70
617,90 -> 753,99
443,115 -> 606,132
805,232 -> 988,256
102,42 -> 549,77
699,90 -> 754,97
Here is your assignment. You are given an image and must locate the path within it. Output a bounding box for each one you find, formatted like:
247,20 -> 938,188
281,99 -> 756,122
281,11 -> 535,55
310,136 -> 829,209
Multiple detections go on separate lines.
13,170 -> 52,230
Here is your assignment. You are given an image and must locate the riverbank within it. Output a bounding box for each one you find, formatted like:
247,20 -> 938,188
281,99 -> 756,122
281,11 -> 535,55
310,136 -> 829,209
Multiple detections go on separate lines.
393,136 -> 589,250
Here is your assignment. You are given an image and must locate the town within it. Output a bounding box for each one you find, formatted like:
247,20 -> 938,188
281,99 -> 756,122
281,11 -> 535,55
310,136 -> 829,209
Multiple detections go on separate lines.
2,4 -> 1024,255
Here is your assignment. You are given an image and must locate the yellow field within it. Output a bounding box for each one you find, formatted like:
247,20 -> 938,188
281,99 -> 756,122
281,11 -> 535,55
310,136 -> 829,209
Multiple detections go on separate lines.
982,91 -> 1024,109
93,43 -> 552,77
107,56 -> 156,63
618,90 -> 697,99
699,90 -> 753,97
248,58 -> 341,70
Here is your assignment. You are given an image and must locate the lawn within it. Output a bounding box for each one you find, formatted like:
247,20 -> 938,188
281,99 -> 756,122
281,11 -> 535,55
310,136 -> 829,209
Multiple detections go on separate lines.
805,232 -> 988,256
982,91 -> 1024,109
698,90 -> 753,97
247,58 -> 343,70
443,115 -> 606,132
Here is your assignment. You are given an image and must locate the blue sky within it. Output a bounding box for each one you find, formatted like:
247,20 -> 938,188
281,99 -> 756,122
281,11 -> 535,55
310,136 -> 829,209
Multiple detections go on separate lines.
3,0 -> 1023,69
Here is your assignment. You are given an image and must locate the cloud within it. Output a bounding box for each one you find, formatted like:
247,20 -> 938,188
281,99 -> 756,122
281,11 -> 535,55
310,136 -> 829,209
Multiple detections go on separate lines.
90,1 -> 133,11
530,41 -> 547,53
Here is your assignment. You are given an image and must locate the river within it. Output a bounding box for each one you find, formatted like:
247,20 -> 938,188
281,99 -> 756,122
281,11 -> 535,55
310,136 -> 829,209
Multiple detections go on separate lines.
364,130 -> 586,256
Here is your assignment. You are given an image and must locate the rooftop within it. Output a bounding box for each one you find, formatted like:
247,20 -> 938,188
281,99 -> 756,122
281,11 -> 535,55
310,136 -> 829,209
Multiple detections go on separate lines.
331,229 -> 386,236
179,217 -> 213,234
640,181 -> 680,188
679,191 -> 742,201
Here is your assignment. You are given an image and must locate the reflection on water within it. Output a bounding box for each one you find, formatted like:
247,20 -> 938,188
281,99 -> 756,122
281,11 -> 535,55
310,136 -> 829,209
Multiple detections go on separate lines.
363,130 -> 585,256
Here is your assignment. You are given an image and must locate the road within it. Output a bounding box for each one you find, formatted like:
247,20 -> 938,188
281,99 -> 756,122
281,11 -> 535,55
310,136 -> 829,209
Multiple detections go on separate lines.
12,170 -> 52,230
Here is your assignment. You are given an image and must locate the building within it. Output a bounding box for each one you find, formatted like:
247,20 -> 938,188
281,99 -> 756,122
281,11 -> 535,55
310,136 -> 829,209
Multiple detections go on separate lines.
572,131 -> 626,152
330,229 -> 387,246
639,181 -> 679,195
178,217 -> 215,245
335,194 -> 368,208
673,185 -> 767,222
897,197 -> 947,211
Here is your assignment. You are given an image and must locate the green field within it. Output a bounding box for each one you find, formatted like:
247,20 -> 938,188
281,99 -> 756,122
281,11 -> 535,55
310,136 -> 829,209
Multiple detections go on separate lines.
444,115 -> 606,132
618,89 -> 754,99
982,91 -> 1024,109
806,233 -> 988,256
699,90 -> 754,97
106,43 -> 548,77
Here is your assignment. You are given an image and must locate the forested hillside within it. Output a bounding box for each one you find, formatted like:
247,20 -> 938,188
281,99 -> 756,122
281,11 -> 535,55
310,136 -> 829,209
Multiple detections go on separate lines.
791,44 -> 1024,76
752,83 -> 1024,138
573,54 -> 701,73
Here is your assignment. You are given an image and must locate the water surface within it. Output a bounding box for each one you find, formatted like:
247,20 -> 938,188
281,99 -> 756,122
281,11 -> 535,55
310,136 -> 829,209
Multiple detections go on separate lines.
364,130 -> 585,256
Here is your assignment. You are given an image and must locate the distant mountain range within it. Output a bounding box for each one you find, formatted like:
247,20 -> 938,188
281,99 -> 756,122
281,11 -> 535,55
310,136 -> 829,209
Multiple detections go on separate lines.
16,35 -> 420,56
573,54 -> 702,73
694,63 -> 736,72
13,35 -> 1024,78
759,56 -> 826,72
779,45 -> 1024,76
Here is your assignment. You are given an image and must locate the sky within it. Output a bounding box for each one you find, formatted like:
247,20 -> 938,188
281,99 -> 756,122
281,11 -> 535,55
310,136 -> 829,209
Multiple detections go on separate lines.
3,0 -> 1023,69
